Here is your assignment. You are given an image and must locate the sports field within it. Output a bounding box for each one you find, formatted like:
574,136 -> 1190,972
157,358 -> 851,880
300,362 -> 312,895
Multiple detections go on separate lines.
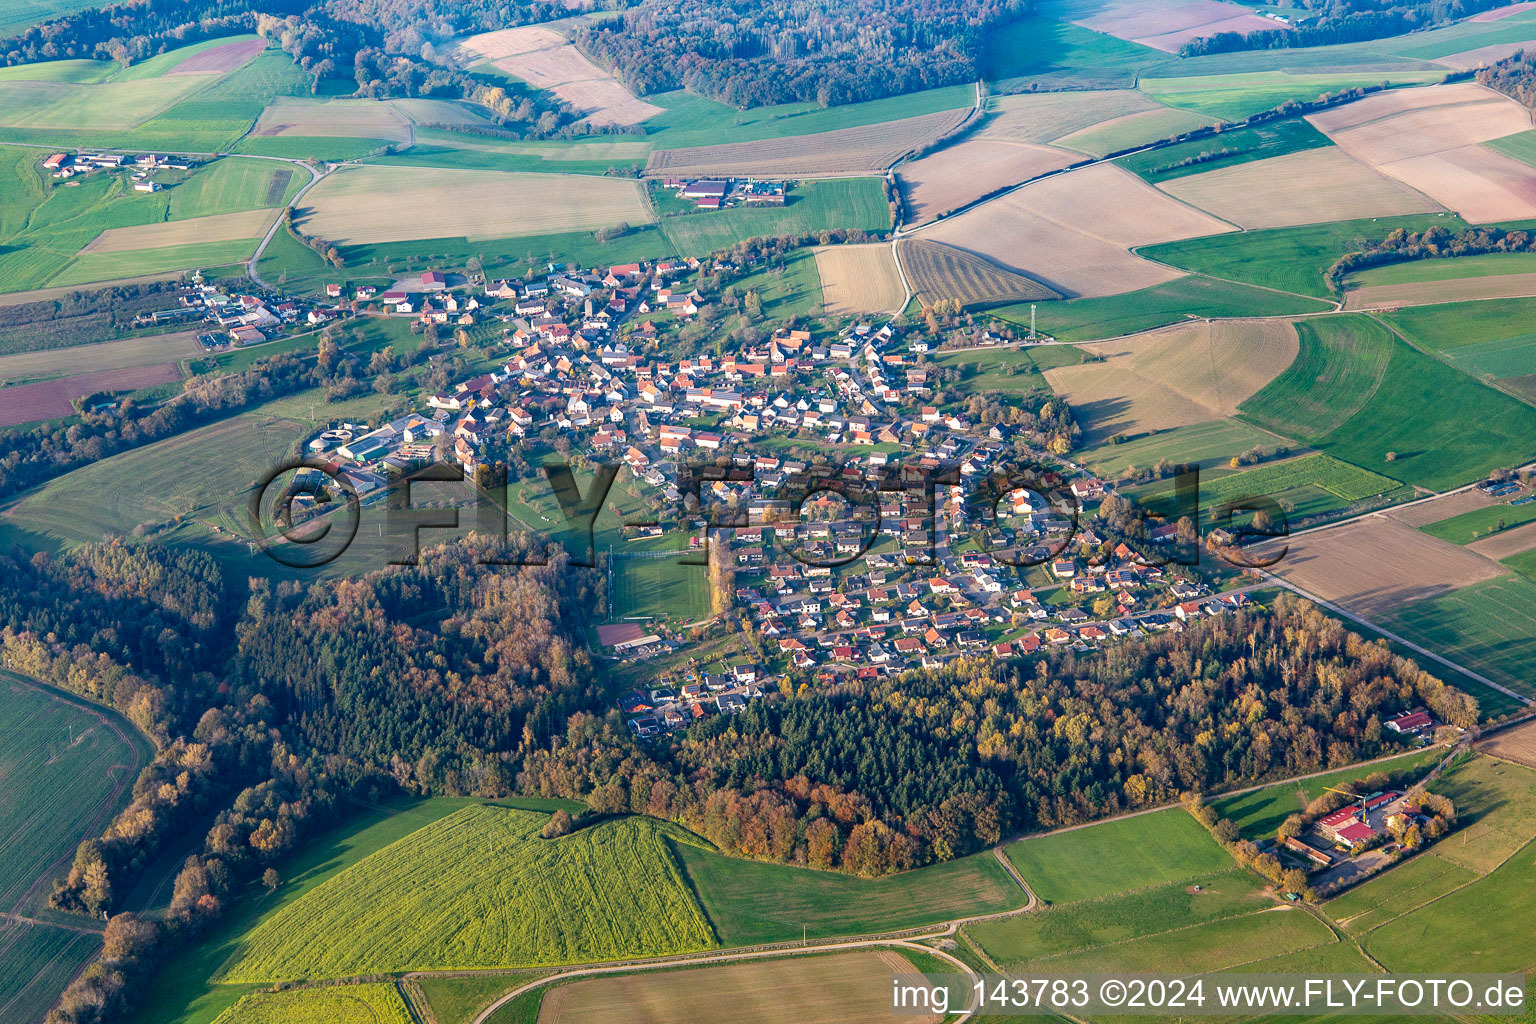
672,840 -> 1024,945
1382,575 -> 1536,699
1002,807 -> 1234,905
211,984 -> 413,1024
1043,319 -> 1299,442
655,178 -> 890,254
536,951 -> 938,1024
221,807 -> 716,980
815,244 -> 905,315
611,552 -> 709,623
299,166 -> 652,245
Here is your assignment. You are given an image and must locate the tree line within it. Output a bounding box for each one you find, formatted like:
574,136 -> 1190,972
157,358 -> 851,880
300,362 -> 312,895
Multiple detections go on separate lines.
1325,222 -> 1536,291
573,0 -> 1028,108
1178,0 -> 1513,56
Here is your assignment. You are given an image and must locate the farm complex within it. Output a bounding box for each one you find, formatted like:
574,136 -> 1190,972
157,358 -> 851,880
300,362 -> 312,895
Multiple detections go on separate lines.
3,0 -> 1536,1022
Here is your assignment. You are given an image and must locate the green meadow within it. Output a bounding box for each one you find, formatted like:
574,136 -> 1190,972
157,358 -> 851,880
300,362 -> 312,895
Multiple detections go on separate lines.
655,177 -> 890,254
1000,276 -> 1328,342
1116,118 -> 1330,183
1382,577 -> 1536,700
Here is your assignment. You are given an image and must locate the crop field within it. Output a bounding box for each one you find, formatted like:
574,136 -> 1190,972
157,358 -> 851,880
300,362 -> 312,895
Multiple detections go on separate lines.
926,162 -> 1233,297
212,984 -> 414,1024
645,108 -> 969,178
983,12 -> 1170,91
899,238 -> 1058,309
1159,148 -> 1442,230
1382,576 -> 1536,700
252,96 -> 413,140
1347,270 -> 1536,312
1053,104 -> 1216,157
1046,0 -> 1286,53
536,951 -> 937,1024
1299,330 -> 1536,490
0,74 -> 212,131
165,157 -> 302,218
967,868 -> 1267,967
81,208 -> 277,253
1422,500 -> 1536,546
1238,317 -> 1395,441
1308,82 -> 1536,223
299,165 -> 652,245
1266,517 -> 1504,618
1081,418 -> 1284,477
1003,807 -> 1233,905
0,331 -> 199,386
3,413 -> 307,543
0,924 -> 103,1024
975,89 -> 1159,145
1040,905 -> 1334,974
1042,319 -> 1299,443
1196,452 -> 1401,514
0,675 -> 149,913
814,244 -> 905,315
0,0 -> 103,34
461,25 -> 662,126
1116,118 -> 1330,183
1210,748 -> 1444,839
1140,212 -> 1467,299
1143,70 -> 1447,122
221,807 -> 716,980
1364,764 -> 1536,974
1479,718 -> 1536,769
1469,521 -> 1536,563
0,362 -> 181,426
998,276 -> 1330,341
673,841 -> 1022,946
655,178 -> 889,254
1327,853 -> 1478,935
50,238 -> 258,288
900,139 -> 1076,224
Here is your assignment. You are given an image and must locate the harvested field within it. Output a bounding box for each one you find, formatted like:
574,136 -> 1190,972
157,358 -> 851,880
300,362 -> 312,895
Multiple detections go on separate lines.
1435,41 -> 1536,70
537,951 -> 937,1024
1044,0 -> 1287,52
1043,319 -> 1298,442
1477,718 -> 1536,769
253,97 -> 411,140
1158,148 -> 1441,229
462,25 -> 662,125
1053,105 -> 1215,157
459,26 -> 566,60
1385,489 -> 1496,527
388,98 -> 492,129
165,36 -> 266,75
1259,517 -> 1505,617
555,79 -> 664,126
899,238 -> 1058,309
646,108 -> 970,178
1308,83 -> 1536,222
1346,269 -> 1536,309
0,331 -> 199,386
815,244 -> 906,315
298,165 -> 651,245
924,162 -> 1234,297
976,90 -> 1160,144
1466,519 -> 1536,561
80,208 -> 277,253
1376,145 -> 1536,224
0,362 -> 180,426
901,140 -> 1077,224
